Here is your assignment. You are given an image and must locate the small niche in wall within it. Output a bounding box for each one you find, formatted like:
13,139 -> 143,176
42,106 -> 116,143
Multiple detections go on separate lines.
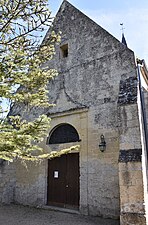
60,44 -> 68,58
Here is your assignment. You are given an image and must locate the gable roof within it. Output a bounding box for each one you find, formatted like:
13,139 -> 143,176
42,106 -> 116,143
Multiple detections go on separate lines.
44,0 -> 130,51
58,1 -> 118,39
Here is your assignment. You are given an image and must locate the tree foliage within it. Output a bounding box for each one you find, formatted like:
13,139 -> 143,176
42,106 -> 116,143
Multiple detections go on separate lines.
0,0 -> 79,161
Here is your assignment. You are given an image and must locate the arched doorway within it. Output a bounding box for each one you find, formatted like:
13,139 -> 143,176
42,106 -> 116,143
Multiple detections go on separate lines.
47,124 -> 80,209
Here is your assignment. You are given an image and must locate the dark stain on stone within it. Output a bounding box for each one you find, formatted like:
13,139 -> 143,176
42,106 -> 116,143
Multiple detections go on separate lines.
122,170 -> 130,186
104,97 -> 111,103
119,149 -> 142,163
0,159 -> 5,167
94,114 -> 100,123
118,77 -> 137,105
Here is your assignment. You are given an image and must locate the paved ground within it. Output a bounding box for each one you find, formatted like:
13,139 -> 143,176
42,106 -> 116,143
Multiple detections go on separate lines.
0,204 -> 120,225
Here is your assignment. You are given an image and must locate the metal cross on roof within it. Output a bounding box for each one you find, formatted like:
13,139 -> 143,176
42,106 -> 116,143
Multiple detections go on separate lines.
120,23 -> 127,47
120,23 -> 125,34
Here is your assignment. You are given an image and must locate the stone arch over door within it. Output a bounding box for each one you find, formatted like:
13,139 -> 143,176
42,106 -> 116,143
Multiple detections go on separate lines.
47,123 -> 80,144
47,123 -> 80,209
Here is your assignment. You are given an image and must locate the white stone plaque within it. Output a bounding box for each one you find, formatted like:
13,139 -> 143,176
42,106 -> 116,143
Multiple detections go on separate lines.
54,171 -> 59,178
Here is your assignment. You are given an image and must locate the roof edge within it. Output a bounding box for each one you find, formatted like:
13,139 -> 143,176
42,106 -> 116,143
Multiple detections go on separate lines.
53,1 -> 133,52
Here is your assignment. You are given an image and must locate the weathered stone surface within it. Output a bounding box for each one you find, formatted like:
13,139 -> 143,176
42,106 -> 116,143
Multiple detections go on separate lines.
119,160 -> 146,225
119,149 -> 142,163
0,161 -> 16,204
118,77 -> 138,105
0,1 -> 146,224
120,213 -> 146,225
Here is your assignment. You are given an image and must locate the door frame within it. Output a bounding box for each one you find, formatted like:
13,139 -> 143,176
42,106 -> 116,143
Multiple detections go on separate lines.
47,152 -> 80,209
42,109 -> 88,213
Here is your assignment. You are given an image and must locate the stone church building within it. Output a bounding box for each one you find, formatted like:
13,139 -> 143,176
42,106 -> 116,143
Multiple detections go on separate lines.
0,1 -> 148,225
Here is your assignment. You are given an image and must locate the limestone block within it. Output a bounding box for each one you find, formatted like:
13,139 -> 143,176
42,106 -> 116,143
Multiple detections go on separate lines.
120,213 -> 146,225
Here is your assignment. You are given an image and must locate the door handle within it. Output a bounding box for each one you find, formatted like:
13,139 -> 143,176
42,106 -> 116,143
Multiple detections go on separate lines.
66,185 -> 69,188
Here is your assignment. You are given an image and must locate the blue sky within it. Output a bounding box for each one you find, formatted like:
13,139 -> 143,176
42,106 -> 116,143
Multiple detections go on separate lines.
49,0 -> 148,64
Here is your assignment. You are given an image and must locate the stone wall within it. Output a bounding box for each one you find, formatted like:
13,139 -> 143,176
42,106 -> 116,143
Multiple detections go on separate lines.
139,87 -> 148,225
118,100 -> 146,224
0,160 -> 15,204
42,1 -> 141,219
1,1 -> 146,223
14,160 -> 47,207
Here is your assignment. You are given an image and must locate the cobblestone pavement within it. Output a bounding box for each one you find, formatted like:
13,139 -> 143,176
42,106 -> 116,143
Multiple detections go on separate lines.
0,204 -> 120,225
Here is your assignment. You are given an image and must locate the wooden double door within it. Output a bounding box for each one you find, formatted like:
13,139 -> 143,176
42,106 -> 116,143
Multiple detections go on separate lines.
47,153 -> 79,209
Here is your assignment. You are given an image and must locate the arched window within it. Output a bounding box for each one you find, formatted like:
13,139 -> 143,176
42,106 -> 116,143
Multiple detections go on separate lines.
48,124 -> 80,144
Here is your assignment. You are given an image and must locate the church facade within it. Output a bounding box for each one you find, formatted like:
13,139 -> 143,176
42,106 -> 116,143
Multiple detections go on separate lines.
0,1 -> 148,225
